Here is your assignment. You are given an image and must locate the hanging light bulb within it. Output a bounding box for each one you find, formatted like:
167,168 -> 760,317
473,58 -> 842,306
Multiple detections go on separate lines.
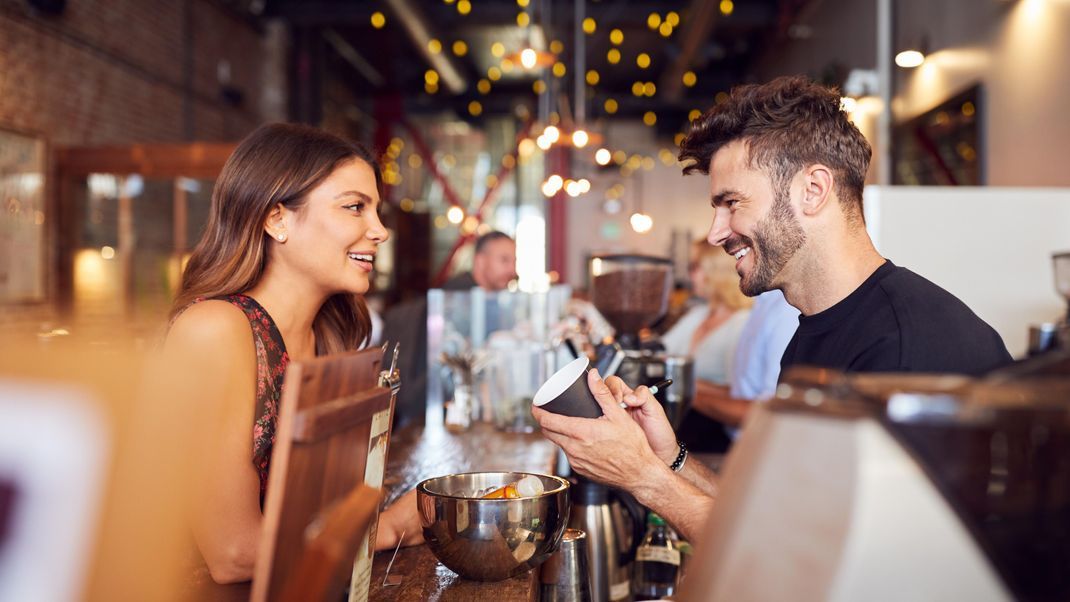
447,206 -> 465,224
520,48 -> 538,69
536,135 -> 552,150
595,148 -> 612,165
630,212 -> 653,233
577,178 -> 591,193
572,129 -> 589,148
565,180 -> 583,197
543,125 -> 560,143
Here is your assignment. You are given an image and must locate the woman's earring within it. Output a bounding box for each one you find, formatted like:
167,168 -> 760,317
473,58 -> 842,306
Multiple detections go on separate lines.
276,233 -> 287,242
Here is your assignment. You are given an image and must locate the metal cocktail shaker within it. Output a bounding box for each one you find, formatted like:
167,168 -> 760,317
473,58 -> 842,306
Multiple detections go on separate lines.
539,528 -> 593,601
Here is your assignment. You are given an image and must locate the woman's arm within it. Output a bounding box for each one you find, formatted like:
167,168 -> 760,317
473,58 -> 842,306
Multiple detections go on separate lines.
166,301 -> 264,584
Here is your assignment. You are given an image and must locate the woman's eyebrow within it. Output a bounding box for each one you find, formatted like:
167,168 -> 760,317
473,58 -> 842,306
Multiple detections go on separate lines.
334,191 -> 374,204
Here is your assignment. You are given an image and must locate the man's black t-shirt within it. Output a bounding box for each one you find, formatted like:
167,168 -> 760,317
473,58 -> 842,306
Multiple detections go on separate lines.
780,260 -> 1012,376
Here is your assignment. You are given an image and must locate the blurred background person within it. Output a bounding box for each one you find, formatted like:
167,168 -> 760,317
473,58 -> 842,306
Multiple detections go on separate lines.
661,241 -> 752,453
441,230 -> 518,291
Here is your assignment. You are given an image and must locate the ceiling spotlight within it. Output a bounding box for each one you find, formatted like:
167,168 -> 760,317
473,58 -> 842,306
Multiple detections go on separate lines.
572,130 -> 590,148
595,148 -> 612,165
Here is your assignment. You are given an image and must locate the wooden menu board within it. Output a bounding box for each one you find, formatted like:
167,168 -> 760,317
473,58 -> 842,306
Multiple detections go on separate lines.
252,347 -> 398,602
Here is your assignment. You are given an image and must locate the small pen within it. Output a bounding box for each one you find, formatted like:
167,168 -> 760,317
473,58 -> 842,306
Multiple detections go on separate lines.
618,379 -> 674,409
647,378 -> 673,395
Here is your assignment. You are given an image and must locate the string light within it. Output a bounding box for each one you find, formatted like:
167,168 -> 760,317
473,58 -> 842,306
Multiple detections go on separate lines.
610,29 -> 624,45
491,42 -> 505,58
428,39 -> 442,54
543,125 -> 561,143
517,11 -> 530,26
586,69 -> 600,85
643,111 -> 657,126
457,0 -> 471,15
720,0 -> 734,16
452,40 -> 468,56
370,12 -> 386,28
550,39 -> 564,54
477,79 -> 491,94
647,13 -> 661,29
604,98 -> 618,114
607,48 -> 621,64
682,71 -> 697,87
533,79 -> 546,94
595,148 -> 611,165
572,130 -> 589,148
659,22 -> 673,37
582,17 -> 597,34
637,53 -> 651,69
468,101 -> 483,116
552,62 -> 567,78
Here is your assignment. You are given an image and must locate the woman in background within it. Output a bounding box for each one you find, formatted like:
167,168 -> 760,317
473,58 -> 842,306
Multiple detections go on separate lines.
661,241 -> 753,452
165,123 -> 420,585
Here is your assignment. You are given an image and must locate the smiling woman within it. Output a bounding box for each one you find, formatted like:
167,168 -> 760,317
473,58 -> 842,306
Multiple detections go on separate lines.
163,123 -> 422,588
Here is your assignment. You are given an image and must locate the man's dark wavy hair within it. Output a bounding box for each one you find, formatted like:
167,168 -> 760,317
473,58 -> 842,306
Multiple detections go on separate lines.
678,75 -> 872,222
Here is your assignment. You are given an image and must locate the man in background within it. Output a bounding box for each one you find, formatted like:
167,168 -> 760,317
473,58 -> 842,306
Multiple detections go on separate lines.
442,230 -> 517,292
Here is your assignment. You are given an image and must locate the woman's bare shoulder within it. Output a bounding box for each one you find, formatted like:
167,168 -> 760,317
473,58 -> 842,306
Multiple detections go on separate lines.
165,300 -> 252,355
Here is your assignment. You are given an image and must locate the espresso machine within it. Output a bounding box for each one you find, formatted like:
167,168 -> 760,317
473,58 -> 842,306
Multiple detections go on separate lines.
680,361 -> 1070,602
1028,251 -> 1070,355
588,254 -> 694,428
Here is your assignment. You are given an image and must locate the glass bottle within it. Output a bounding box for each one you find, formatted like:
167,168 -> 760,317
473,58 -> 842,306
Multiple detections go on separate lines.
632,513 -> 680,598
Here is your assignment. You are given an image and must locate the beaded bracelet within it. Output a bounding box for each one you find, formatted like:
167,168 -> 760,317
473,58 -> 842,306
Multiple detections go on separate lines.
670,440 -> 688,472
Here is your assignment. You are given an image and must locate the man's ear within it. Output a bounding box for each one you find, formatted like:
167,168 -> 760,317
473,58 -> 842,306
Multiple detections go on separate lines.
263,203 -> 288,242
799,164 -> 834,217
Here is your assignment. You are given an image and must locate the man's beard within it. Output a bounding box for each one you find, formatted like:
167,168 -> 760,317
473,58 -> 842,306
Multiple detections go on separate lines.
731,185 -> 806,296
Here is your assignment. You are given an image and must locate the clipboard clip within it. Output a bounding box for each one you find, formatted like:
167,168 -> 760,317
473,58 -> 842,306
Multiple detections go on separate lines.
378,341 -> 402,391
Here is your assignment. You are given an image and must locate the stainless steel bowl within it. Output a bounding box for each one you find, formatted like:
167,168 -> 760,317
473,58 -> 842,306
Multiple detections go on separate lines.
417,471 -> 571,581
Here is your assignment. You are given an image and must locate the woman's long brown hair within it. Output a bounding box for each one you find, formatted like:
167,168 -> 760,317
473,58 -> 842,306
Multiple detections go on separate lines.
170,123 -> 379,353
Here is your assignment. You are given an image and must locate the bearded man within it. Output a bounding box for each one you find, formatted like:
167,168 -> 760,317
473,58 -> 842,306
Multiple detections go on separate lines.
532,75 -> 1011,541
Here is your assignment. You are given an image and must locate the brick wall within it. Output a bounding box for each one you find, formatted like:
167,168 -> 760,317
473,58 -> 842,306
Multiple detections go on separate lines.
0,0 -> 272,330
0,0 -> 266,146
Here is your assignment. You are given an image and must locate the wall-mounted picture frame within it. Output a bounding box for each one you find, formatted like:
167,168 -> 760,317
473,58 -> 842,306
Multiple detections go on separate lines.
0,126 -> 47,303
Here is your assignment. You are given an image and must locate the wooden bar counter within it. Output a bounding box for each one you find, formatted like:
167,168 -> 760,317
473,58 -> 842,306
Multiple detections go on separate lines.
369,422 -> 558,601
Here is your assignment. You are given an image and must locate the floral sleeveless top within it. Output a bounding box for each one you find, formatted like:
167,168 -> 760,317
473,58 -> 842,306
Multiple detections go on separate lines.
197,294 -> 289,506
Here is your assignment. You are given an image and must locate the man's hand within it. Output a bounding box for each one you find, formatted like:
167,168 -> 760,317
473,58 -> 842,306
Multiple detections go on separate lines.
606,376 -> 680,466
532,369 -> 669,492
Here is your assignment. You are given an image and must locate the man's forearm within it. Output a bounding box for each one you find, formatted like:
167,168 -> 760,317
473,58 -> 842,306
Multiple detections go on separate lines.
677,454 -> 719,497
631,464 -> 715,542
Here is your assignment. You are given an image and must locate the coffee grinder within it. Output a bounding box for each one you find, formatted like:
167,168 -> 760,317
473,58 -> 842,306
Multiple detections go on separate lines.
589,254 -> 694,428
1028,251 -> 1070,355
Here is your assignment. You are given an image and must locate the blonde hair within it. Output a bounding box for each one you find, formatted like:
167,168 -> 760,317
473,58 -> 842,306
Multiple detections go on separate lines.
692,241 -> 753,311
